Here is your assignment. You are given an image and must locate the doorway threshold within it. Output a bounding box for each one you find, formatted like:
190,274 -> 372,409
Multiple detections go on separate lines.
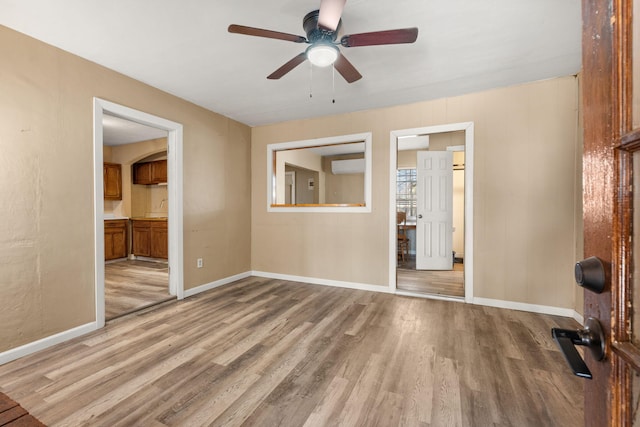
106,297 -> 175,322
394,290 -> 465,303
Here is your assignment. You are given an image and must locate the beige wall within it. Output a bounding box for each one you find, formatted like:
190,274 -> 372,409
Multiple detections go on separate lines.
323,154 -> 365,204
252,76 -> 582,310
0,25 -> 251,352
397,150 -> 417,169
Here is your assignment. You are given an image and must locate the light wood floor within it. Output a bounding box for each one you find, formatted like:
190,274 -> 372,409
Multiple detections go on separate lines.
105,259 -> 172,320
0,277 -> 583,426
398,256 -> 465,297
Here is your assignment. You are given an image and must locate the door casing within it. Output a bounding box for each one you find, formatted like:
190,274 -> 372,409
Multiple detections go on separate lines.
93,98 -> 184,328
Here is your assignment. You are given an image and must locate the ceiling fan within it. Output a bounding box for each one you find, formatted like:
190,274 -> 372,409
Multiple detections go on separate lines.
228,0 -> 418,83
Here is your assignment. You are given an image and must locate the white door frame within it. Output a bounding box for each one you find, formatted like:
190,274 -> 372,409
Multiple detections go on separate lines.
93,98 -> 184,328
389,122 -> 474,303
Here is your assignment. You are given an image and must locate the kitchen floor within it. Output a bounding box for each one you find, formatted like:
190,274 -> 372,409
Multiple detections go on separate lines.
105,259 -> 172,320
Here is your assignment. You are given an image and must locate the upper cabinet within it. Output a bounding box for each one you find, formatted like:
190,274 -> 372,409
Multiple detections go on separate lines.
103,162 -> 122,200
133,159 -> 167,185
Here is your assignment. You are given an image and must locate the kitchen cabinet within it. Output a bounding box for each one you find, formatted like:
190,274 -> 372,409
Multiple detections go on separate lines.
133,159 -> 167,185
131,218 -> 168,259
104,219 -> 128,260
103,162 -> 122,200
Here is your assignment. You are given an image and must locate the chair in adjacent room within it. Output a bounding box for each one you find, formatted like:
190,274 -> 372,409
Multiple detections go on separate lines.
397,211 -> 410,263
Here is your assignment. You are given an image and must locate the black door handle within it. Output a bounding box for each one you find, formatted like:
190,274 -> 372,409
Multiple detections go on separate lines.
551,317 -> 605,379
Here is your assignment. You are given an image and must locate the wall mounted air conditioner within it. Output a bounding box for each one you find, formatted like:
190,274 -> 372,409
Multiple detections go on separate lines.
331,158 -> 365,174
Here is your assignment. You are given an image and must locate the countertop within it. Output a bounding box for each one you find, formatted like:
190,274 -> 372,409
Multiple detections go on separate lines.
130,217 -> 168,221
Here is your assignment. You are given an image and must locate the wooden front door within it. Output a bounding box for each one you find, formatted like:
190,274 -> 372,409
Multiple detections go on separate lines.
582,0 -> 640,424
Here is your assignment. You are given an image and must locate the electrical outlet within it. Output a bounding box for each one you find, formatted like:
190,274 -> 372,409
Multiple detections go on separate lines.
197,258 -> 203,268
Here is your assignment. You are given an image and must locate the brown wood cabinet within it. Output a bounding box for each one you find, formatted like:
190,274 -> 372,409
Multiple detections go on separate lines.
131,219 -> 168,259
133,160 -> 167,185
104,219 -> 128,260
103,162 -> 122,200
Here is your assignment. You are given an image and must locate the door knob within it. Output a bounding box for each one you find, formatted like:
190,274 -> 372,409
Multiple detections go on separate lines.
417,214 -> 423,219
574,256 -> 608,294
551,317 -> 605,379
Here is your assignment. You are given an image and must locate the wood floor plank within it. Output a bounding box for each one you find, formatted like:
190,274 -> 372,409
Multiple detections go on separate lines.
302,376 -> 350,427
431,356 -> 463,427
0,276 -> 583,426
402,341 -> 436,424
337,352 -> 385,426
365,390 -> 405,427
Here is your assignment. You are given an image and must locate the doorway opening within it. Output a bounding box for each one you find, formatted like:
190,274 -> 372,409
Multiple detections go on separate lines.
93,98 -> 184,328
389,122 -> 474,302
104,130 -> 170,320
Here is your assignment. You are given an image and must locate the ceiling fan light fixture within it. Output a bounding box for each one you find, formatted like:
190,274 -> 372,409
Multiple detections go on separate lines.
307,44 -> 339,67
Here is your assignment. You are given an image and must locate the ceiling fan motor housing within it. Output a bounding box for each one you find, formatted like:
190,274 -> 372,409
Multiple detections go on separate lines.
303,10 -> 341,44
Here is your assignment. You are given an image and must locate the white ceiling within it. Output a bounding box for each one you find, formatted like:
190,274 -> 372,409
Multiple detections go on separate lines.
103,114 -> 167,146
0,0 -> 582,127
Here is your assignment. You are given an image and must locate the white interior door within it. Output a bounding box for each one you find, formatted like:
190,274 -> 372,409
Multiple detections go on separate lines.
416,150 -> 453,270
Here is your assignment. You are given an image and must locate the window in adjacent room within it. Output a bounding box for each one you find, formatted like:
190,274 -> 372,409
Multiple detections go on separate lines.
396,168 -> 417,218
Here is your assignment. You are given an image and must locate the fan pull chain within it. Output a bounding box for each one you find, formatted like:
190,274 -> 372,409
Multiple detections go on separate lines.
332,66 -> 336,104
309,63 -> 313,98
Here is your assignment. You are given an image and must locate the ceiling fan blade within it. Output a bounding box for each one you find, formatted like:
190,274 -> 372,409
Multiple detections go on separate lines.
318,0 -> 346,31
334,52 -> 362,83
267,53 -> 308,79
341,27 -> 419,47
228,24 -> 307,43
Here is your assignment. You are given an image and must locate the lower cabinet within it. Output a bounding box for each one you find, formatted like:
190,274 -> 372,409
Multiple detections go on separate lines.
105,219 -> 128,260
131,219 -> 168,259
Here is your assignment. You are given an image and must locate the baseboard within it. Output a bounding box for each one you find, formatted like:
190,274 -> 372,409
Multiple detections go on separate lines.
573,311 -> 584,325
473,297 -> 578,318
0,322 -> 97,366
183,271 -> 252,298
252,271 -> 393,294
